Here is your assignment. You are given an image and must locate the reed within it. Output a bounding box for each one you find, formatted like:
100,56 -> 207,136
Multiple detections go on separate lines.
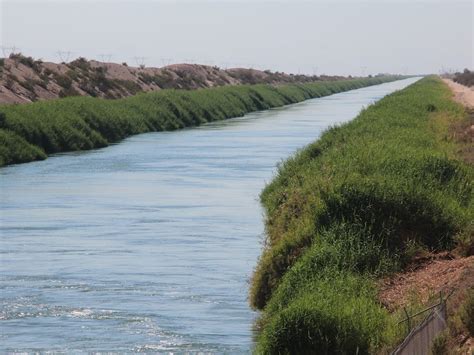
251,77 -> 474,353
0,77 -> 398,166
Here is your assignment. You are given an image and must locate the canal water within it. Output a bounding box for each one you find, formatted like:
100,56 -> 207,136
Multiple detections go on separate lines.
0,78 -> 419,353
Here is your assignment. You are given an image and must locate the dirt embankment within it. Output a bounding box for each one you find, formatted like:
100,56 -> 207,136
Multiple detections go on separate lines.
379,253 -> 474,354
444,78 -> 474,164
379,253 -> 474,311
443,78 -> 474,109
0,54 -> 345,104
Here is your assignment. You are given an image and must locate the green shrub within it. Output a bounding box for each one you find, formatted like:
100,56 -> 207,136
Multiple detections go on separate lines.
59,86 -> 80,98
37,74 -> 49,89
112,79 -> 142,95
453,69 -> 474,87
4,74 -> 16,89
65,69 -> 80,81
257,286 -> 390,354
19,55 -> 35,68
69,57 -> 91,71
454,224 -> 474,256
138,72 -> 155,85
430,331 -> 448,355
54,74 -> 73,89
19,78 -> 36,92
461,288 -> 474,336
0,128 -> 46,166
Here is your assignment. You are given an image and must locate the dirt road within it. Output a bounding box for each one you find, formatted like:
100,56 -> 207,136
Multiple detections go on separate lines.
443,78 -> 474,108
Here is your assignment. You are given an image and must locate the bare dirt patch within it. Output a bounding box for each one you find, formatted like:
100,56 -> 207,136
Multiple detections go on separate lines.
379,253 -> 474,354
0,54 -> 328,104
379,253 -> 474,311
443,78 -> 474,109
450,108 -> 474,164
379,252 -> 474,311
441,78 -> 474,164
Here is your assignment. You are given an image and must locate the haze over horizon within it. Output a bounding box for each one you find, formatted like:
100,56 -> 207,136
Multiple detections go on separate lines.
1,0 -> 472,76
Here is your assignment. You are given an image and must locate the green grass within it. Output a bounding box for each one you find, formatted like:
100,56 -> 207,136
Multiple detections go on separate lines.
250,77 -> 474,354
0,77 -> 398,166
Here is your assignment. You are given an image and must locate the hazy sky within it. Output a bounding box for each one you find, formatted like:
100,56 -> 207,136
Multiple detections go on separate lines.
1,0 -> 472,75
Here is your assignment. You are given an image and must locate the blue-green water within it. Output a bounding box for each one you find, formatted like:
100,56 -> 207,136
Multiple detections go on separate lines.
0,78 -> 419,353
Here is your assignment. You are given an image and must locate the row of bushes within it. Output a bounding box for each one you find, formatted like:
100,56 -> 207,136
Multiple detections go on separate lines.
453,69 -> 474,87
250,77 -> 474,353
0,76 -> 399,166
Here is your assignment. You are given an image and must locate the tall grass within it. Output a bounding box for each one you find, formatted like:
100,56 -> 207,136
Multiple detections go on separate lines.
0,77 -> 398,166
250,77 -> 474,353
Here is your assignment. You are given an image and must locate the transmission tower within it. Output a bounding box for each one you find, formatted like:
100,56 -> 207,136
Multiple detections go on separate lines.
56,51 -> 72,63
133,56 -> 146,68
160,57 -> 173,66
98,54 -> 112,62
1,45 -> 18,58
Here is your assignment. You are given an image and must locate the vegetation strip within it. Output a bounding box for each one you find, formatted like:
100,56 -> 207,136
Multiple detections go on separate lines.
250,77 -> 473,353
453,69 -> 474,88
0,77 -> 398,166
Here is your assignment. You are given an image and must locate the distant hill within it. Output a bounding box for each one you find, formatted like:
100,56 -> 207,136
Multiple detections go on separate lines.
0,54 -> 346,104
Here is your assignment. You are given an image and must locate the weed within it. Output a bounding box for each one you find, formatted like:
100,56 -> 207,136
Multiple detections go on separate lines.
430,331 -> 448,355
54,74 -> 73,89
454,224 -> 474,256
461,288 -> 474,335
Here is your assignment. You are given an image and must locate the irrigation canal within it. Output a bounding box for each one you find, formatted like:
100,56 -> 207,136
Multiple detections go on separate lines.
0,77 -> 419,352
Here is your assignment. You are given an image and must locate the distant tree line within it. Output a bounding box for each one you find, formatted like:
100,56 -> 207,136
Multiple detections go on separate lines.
453,69 -> 474,87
